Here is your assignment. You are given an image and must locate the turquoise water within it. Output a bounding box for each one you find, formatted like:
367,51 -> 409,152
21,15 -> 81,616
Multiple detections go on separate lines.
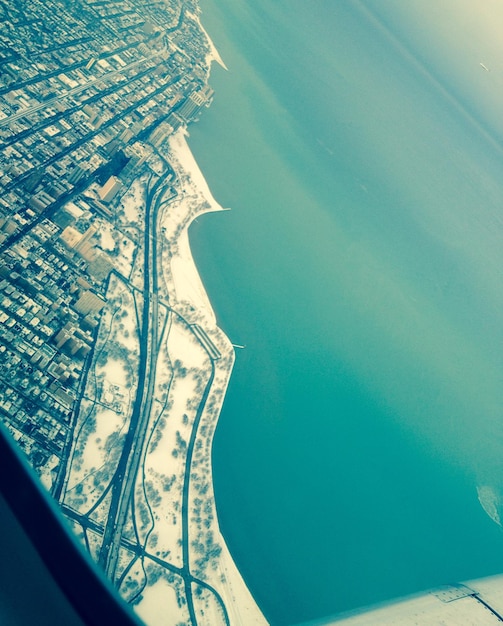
187,2 -> 503,624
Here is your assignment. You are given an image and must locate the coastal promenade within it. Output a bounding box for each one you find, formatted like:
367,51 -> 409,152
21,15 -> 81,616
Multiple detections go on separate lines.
59,130 -> 266,625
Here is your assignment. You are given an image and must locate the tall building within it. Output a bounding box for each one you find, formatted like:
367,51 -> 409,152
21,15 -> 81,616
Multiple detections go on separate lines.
177,89 -> 212,123
54,323 -> 74,349
98,176 -> 122,203
74,224 -> 97,253
60,226 -> 82,249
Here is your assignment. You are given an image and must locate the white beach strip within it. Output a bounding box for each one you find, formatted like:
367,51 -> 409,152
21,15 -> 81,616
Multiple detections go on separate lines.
188,10 -> 228,71
217,542 -> 269,625
167,129 -> 225,323
169,128 -> 227,213
170,228 -> 217,326
167,130 -> 267,624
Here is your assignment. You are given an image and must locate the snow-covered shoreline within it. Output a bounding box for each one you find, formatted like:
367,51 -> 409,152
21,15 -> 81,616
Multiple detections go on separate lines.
166,129 -> 267,624
189,8 -> 229,71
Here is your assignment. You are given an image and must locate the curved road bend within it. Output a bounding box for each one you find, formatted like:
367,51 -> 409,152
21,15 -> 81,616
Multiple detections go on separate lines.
63,498 -> 233,619
169,303 -> 231,626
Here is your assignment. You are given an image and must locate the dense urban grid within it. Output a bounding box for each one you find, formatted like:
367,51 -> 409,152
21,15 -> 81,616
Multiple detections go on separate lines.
0,1 -> 261,625
0,0 -> 210,488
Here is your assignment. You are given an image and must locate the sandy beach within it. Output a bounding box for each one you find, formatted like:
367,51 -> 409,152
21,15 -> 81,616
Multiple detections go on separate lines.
166,129 -> 266,624
61,125 -> 267,625
159,16 -> 268,621
53,8 -> 266,622
188,8 -> 229,71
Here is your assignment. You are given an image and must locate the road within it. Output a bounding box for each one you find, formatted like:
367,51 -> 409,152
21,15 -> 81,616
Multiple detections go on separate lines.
97,173 -> 168,577
0,39 -> 147,97
0,63 -> 159,150
0,51 -> 165,128
0,73 -> 182,255
88,172 -> 230,625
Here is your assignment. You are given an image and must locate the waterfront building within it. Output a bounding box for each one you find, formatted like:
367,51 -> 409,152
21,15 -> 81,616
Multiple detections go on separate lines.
177,89 -> 208,122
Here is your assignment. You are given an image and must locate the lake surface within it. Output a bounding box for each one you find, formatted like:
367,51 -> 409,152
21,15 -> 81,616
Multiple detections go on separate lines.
187,1 -> 503,624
